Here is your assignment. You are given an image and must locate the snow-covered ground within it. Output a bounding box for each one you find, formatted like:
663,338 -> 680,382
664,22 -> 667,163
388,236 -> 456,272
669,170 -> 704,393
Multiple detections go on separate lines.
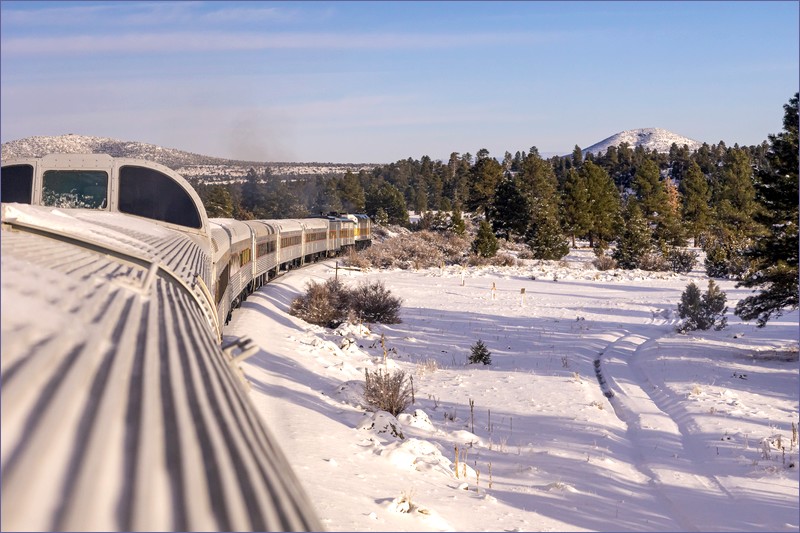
226,248 -> 798,532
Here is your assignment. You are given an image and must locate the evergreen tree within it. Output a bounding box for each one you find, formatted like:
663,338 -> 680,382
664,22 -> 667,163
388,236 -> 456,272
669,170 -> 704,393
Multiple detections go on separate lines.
311,178 -> 343,215
468,339 -> 492,365
704,146 -> 761,279
203,185 -> 234,218
680,161 -> 712,245
736,93 -> 799,326
489,175 -> 530,240
613,200 -> 653,269
632,159 -> 666,224
338,171 -> 366,212
366,181 -> 409,226
712,146 -> 761,237
571,145 -> 583,168
582,161 -> 621,249
561,168 -> 591,247
468,149 -> 504,215
472,219 -> 499,258
520,148 -> 569,259
450,207 -> 466,236
677,280 -> 728,332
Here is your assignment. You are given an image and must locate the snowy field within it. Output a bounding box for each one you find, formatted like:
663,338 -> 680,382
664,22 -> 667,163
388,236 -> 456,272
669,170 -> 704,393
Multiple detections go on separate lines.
226,248 -> 798,532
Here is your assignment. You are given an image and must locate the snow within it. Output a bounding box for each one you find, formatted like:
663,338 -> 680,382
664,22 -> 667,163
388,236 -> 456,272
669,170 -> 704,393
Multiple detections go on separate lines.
226,249 -> 798,532
1,134 -> 378,179
582,128 -> 703,156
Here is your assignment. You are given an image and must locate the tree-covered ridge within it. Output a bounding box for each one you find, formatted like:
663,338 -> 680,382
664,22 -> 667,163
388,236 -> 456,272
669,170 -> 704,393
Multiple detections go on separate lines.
192,94 -> 797,326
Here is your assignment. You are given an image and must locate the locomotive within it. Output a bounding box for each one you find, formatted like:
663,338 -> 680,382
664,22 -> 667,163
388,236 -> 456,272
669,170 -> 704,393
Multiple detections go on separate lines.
0,153 -> 370,531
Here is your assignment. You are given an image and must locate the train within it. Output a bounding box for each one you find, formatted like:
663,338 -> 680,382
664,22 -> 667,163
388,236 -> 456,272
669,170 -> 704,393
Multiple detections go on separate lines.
0,153 -> 371,531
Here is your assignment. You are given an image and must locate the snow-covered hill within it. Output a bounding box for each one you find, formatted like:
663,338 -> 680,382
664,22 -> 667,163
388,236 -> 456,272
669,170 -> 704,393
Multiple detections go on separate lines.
0,134 -> 377,180
582,128 -> 703,156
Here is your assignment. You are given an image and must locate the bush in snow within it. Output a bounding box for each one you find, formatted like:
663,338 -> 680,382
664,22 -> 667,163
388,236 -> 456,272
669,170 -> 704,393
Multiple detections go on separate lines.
350,280 -> 403,324
676,279 -> 728,333
638,251 -> 670,272
704,240 -> 750,280
289,278 -> 352,328
592,251 -> 617,271
667,247 -> 698,273
348,230 -> 469,270
363,368 -> 412,417
468,339 -> 492,365
291,278 -> 402,327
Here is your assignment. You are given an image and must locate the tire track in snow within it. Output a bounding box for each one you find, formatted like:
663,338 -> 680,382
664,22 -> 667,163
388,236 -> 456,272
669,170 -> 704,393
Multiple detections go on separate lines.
597,328 -> 767,532
596,331 -> 700,532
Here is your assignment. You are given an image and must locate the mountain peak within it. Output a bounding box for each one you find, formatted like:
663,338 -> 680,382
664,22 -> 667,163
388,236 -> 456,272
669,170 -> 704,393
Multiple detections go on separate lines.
581,128 -> 703,156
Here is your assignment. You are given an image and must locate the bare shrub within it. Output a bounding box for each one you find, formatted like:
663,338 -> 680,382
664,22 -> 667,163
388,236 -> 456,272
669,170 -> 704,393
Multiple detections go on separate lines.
593,254 -> 617,271
289,278 -> 351,328
638,252 -> 670,272
488,253 -> 519,267
364,368 -> 412,416
466,254 -> 489,266
352,230 -> 470,270
350,280 -> 403,324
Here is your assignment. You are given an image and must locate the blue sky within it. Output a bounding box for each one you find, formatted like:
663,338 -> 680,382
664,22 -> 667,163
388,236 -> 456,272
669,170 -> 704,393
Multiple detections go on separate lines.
1,1 -> 797,163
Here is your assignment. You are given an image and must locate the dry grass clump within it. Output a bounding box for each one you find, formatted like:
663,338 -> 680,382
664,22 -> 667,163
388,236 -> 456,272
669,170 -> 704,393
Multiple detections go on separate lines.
364,368 -> 412,416
348,230 -> 470,270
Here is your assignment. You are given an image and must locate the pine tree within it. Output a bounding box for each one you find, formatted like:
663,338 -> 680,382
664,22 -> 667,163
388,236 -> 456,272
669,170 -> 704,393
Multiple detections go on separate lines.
204,185 -> 234,218
489,175 -> 530,240
735,93 -> 799,326
472,219 -> 499,258
468,339 -> 492,365
450,207 -> 466,236
561,168 -> 591,247
366,182 -> 409,226
704,146 -> 761,279
338,171 -> 366,212
582,161 -> 621,249
613,200 -> 653,269
468,149 -> 504,215
677,280 -> 728,332
680,161 -> 712,245
520,148 -> 569,260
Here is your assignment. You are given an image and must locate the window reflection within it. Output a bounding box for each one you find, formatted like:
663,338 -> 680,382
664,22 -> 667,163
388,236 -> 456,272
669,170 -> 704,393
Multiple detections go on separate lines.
42,170 -> 108,209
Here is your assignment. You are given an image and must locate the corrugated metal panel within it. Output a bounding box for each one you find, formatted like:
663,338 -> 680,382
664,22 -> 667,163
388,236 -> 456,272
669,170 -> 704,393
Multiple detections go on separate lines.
1,223 -> 321,531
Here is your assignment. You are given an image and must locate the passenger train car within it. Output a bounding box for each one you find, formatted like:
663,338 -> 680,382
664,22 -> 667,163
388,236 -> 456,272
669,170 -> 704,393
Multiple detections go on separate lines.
0,153 -> 371,531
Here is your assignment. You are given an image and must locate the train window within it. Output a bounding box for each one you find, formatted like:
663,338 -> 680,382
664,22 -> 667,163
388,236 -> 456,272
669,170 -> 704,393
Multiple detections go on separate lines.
1,164 -> 34,204
42,170 -> 108,209
119,166 -> 201,228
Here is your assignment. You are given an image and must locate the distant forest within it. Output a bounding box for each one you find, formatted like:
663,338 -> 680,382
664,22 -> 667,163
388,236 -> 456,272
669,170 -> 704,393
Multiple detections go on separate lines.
191,93 -> 798,325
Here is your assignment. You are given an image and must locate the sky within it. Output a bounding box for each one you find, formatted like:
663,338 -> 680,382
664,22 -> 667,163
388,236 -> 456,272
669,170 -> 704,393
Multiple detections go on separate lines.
1,1 -> 798,163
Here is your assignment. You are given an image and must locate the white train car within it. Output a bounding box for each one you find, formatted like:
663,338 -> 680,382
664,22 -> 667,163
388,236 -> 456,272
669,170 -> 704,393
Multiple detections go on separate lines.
244,219 -> 279,287
300,217 -> 330,263
209,220 -> 234,327
209,218 -> 254,310
265,219 -> 304,271
0,154 -> 321,531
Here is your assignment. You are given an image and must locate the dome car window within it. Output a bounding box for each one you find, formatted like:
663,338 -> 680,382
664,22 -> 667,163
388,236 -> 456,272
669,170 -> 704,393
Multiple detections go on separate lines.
1,164 -> 34,204
118,165 -> 201,229
42,170 -> 108,209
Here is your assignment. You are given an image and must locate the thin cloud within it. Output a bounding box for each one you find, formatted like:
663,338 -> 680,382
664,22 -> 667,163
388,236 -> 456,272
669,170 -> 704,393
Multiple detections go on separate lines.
0,2 -> 293,28
2,30 -> 565,56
